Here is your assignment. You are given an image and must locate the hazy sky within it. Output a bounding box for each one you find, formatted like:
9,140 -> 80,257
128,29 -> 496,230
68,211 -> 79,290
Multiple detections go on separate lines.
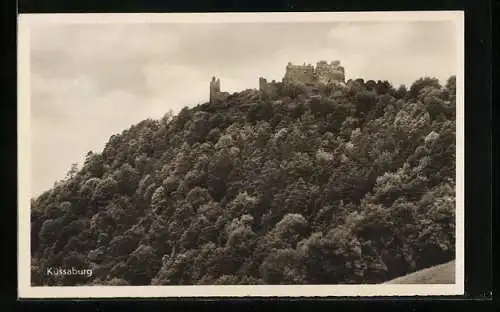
29,20 -> 457,196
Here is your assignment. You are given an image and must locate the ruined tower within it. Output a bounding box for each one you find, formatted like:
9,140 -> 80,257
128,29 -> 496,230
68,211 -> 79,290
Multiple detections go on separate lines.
314,60 -> 345,84
209,76 -> 221,104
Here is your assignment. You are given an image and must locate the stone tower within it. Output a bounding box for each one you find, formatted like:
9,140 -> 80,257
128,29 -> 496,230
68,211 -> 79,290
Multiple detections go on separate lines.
314,60 -> 345,84
209,76 -> 221,104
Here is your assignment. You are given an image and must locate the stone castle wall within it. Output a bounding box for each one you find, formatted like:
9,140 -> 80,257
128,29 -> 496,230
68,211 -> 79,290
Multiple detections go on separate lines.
259,77 -> 281,98
314,60 -> 345,85
283,62 -> 315,85
210,60 -> 346,101
259,60 -> 345,97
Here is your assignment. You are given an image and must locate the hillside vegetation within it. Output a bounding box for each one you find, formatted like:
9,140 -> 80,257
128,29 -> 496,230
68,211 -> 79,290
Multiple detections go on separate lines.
31,76 -> 457,286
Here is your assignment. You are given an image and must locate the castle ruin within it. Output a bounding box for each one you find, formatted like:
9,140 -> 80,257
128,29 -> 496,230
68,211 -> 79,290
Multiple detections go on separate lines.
261,60 -> 345,97
281,60 -> 345,85
209,60 -> 346,102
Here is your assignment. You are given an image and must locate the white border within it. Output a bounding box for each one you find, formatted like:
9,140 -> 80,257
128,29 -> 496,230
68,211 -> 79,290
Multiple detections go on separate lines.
18,11 -> 465,298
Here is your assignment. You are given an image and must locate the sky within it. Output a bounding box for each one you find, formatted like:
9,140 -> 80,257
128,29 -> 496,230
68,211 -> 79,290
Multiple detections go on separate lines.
28,20 -> 458,197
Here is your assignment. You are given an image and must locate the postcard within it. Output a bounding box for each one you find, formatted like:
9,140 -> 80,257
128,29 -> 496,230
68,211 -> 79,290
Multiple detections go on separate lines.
18,11 -> 465,298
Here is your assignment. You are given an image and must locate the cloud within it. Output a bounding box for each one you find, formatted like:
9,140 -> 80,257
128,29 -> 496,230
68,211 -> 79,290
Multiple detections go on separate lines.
321,22 -> 456,85
326,22 -> 415,51
28,21 -> 457,196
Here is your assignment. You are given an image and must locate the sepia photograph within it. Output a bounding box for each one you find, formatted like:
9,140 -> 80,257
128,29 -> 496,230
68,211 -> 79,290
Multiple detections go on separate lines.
18,11 -> 464,297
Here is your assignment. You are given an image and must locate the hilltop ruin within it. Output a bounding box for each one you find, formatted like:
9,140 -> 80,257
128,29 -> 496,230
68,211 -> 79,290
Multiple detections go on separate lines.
210,60 -> 346,104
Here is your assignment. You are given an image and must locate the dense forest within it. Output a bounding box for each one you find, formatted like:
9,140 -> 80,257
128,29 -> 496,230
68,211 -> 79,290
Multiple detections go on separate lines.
31,75 -> 457,286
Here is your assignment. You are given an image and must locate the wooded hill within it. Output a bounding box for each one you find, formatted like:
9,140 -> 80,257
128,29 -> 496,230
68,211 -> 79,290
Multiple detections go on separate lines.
31,76 -> 457,285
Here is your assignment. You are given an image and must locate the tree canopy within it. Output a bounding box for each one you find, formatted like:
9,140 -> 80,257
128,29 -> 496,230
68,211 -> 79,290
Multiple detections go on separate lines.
31,75 -> 456,285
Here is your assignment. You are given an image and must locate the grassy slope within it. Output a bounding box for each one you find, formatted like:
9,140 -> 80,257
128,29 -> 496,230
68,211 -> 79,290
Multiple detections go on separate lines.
384,260 -> 455,284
